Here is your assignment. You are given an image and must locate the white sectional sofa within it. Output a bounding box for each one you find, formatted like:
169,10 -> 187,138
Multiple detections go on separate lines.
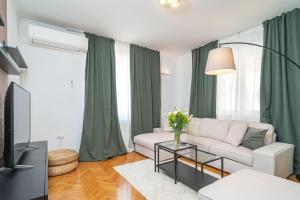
198,169 -> 300,200
133,117 -> 294,178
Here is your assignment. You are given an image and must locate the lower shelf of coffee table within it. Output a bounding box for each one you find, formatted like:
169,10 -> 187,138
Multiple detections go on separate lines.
158,160 -> 218,190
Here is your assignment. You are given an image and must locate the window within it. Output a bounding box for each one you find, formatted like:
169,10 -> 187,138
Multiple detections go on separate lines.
216,25 -> 263,122
115,41 -> 133,151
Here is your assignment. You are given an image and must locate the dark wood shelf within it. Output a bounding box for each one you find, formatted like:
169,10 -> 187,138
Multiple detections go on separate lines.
0,41 -> 29,75
4,46 -> 28,69
0,46 -> 20,75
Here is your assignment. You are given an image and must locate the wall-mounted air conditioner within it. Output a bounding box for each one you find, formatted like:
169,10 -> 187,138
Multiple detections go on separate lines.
22,20 -> 88,53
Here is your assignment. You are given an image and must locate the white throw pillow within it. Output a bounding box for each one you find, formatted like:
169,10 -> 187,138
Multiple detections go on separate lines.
162,117 -> 172,132
224,121 -> 248,146
198,118 -> 231,141
188,118 -> 202,136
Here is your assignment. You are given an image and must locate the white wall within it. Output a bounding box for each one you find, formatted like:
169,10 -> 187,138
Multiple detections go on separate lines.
160,52 -> 178,115
160,51 -> 192,117
7,0 -> 19,47
176,51 -> 192,109
18,22 -> 86,151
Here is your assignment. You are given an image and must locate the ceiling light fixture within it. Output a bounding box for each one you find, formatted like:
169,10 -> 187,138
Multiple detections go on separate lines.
159,0 -> 180,8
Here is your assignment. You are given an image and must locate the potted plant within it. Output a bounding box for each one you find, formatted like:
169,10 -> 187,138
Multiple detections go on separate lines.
166,107 -> 192,146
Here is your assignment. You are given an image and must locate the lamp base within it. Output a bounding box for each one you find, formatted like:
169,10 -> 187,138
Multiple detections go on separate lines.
296,174 -> 300,181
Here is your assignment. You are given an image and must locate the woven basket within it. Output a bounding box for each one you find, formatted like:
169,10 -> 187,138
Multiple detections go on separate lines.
48,149 -> 78,167
48,160 -> 78,177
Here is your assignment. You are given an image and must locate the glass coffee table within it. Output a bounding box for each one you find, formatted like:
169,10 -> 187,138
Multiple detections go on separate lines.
154,141 -> 224,190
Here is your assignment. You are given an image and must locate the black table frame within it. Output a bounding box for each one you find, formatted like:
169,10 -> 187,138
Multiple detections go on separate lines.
154,141 -> 224,188
154,141 -> 197,184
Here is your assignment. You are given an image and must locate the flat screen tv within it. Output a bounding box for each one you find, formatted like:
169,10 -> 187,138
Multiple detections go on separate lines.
4,82 -> 31,169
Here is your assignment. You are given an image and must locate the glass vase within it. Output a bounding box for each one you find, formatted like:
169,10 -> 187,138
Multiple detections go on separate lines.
174,130 -> 181,146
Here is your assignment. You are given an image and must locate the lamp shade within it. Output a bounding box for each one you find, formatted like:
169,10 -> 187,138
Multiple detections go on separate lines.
205,47 -> 236,75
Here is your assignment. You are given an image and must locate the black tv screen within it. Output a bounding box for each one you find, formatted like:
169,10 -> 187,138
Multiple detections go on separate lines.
4,82 -> 31,168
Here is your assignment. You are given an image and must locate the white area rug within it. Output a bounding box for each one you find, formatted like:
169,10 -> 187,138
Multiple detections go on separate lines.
114,159 -> 220,200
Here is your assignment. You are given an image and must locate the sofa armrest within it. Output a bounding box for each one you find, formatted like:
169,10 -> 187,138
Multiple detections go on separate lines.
153,128 -> 162,132
253,142 -> 294,178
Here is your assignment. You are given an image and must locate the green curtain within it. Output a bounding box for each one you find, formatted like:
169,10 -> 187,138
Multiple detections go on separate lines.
260,8 -> 300,173
79,33 -> 126,161
130,44 -> 161,137
189,41 -> 218,118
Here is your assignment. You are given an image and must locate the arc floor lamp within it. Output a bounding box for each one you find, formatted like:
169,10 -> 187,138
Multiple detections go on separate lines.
205,42 -> 300,181
205,42 -> 300,75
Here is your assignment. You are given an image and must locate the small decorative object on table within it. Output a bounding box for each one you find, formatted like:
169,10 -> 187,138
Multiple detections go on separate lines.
166,107 -> 192,146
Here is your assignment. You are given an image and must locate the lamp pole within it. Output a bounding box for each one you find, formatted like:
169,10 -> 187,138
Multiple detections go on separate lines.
219,42 -> 300,69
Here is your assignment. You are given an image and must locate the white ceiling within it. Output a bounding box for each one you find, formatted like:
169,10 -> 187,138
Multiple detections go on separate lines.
14,0 -> 300,53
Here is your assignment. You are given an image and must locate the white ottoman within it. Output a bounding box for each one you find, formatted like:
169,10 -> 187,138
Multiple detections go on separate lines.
199,169 -> 300,200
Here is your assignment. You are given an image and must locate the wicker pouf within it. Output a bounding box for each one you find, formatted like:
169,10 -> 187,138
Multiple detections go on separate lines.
48,149 -> 78,167
48,160 -> 78,177
48,149 -> 78,176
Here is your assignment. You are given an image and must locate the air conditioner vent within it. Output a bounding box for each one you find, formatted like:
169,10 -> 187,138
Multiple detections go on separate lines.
27,23 -> 88,53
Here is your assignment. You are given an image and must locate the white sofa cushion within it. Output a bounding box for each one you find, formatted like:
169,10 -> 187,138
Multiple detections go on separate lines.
188,117 -> 202,136
198,118 -> 231,141
133,132 -> 173,150
187,135 -> 222,152
224,121 -> 248,146
248,122 -> 274,145
198,169 -> 300,200
210,143 -> 253,166
135,144 -> 173,160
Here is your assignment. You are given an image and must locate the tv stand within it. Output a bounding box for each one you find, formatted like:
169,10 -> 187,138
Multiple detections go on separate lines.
0,141 -> 48,200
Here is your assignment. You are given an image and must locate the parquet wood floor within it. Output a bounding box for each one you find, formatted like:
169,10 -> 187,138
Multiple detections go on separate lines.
49,152 -> 146,200
48,152 -> 299,200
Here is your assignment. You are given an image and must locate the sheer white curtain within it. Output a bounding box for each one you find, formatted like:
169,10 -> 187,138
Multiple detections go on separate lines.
216,25 -> 263,122
115,41 -> 133,151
